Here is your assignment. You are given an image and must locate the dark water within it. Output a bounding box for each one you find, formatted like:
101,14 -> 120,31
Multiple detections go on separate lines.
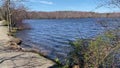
16,18 -> 120,60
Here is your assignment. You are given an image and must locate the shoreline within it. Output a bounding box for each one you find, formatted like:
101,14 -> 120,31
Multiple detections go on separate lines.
0,21 -> 55,68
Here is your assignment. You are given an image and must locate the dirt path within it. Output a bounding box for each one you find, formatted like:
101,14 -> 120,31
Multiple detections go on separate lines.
0,21 -> 10,44
0,21 -> 55,68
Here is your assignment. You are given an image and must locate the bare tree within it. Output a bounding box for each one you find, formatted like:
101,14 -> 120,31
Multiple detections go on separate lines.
110,0 -> 120,8
0,0 -> 27,32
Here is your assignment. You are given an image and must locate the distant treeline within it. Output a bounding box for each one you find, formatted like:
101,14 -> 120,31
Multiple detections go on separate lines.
26,11 -> 120,19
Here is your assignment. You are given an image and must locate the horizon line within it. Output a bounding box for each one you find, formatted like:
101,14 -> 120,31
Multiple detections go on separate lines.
27,10 -> 120,13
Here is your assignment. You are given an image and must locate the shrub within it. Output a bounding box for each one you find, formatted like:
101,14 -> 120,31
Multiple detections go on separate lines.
65,31 -> 120,68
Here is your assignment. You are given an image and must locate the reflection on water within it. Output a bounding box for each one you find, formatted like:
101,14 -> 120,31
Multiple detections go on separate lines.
16,18 -> 120,60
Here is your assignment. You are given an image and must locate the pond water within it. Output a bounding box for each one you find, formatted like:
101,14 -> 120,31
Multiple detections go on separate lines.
16,18 -> 120,60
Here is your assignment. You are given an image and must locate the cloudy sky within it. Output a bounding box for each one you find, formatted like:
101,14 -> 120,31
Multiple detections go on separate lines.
23,0 -> 120,13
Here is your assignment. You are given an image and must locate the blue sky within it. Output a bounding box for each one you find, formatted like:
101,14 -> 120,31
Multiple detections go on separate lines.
23,0 -> 120,13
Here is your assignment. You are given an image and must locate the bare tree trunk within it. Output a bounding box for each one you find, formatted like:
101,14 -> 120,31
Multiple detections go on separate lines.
8,0 -> 12,31
6,0 -> 11,32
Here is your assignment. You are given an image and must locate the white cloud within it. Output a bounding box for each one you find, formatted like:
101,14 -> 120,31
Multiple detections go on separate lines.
26,0 -> 54,5
39,1 -> 53,5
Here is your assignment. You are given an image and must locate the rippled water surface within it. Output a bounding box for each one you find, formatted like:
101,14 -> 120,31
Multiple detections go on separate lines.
16,18 -> 120,59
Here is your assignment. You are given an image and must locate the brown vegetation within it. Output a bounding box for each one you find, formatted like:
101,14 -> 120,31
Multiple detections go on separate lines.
27,11 -> 120,19
0,0 -> 28,32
